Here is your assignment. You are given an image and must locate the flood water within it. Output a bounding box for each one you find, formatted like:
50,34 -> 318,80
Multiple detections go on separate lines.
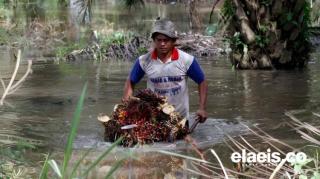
1,0 -> 320,178
1,46 -> 320,177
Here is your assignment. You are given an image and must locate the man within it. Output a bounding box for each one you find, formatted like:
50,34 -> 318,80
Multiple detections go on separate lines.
123,18 -> 208,123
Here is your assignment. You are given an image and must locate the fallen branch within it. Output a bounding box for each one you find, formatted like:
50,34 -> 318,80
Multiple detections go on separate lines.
0,50 -> 32,105
8,60 -> 33,95
211,149 -> 229,179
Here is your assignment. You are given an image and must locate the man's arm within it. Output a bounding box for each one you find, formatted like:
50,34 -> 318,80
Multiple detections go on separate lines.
186,58 -> 208,123
122,58 -> 145,101
197,79 -> 208,123
122,78 -> 134,101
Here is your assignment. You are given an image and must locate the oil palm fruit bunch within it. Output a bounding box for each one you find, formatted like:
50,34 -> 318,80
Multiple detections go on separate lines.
98,89 -> 188,147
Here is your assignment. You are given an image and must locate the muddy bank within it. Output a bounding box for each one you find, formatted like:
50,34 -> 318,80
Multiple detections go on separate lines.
65,32 -> 228,62
48,27 -> 320,62
2,21 -> 319,63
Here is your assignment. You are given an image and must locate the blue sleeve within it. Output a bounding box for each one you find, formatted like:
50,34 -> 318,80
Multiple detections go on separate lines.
187,58 -> 205,84
129,59 -> 145,84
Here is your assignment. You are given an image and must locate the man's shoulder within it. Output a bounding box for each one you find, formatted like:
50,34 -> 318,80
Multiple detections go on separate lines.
138,51 -> 152,62
176,48 -> 194,60
137,51 -> 152,69
176,49 -> 194,67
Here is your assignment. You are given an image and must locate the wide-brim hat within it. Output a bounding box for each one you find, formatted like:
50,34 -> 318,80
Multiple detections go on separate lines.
151,18 -> 178,39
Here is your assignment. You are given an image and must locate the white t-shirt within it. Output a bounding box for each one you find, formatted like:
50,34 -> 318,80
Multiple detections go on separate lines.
129,48 -> 205,118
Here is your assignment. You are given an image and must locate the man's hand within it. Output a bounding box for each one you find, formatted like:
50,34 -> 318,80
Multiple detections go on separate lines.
196,109 -> 208,123
121,95 -> 130,103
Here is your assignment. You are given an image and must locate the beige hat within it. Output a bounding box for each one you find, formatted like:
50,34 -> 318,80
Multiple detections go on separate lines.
151,18 -> 178,39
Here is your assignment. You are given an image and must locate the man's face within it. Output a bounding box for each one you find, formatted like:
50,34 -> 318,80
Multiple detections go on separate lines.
153,34 -> 175,55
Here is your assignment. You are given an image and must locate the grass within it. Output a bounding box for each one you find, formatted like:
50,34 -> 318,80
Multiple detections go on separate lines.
0,77 -> 127,178
37,82 -> 126,178
55,43 -> 87,59
61,82 -> 88,175
100,31 -> 133,47
0,140 -> 39,178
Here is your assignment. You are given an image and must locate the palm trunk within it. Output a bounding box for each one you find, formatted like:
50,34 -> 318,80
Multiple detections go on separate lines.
224,0 -> 311,69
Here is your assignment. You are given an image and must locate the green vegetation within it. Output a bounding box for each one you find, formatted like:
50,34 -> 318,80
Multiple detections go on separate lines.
0,140 -> 38,178
255,35 -> 270,48
137,46 -> 148,54
225,32 -> 245,51
55,31 -> 139,60
100,31 -> 133,48
220,0 -> 235,22
38,83 -> 126,178
289,156 -> 318,179
0,83 -> 126,178
0,27 -> 10,45
56,43 -> 87,59
222,0 -> 313,69
302,1 -> 312,40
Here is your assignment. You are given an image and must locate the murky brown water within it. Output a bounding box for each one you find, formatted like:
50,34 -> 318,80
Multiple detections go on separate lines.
1,0 -> 320,178
1,46 -> 320,177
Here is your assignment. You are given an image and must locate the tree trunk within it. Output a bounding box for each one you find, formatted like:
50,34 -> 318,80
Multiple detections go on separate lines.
189,0 -> 202,31
224,0 -> 311,69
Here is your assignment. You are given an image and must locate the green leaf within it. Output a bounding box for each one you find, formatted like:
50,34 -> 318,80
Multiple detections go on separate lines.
292,158 -> 313,166
48,160 -> 62,178
299,175 -> 308,179
287,12 -> 293,21
70,148 -> 93,178
81,137 -> 123,177
294,164 -> 303,174
16,140 -> 36,149
104,159 -> 125,179
62,82 -> 88,177
39,154 -> 50,179
311,171 -> 320,179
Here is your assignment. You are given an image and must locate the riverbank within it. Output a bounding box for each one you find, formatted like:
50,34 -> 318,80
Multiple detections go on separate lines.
65,31 -> 229,62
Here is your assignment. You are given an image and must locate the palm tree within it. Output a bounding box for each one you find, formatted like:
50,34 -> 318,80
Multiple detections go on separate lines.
220,0 -> 311,69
